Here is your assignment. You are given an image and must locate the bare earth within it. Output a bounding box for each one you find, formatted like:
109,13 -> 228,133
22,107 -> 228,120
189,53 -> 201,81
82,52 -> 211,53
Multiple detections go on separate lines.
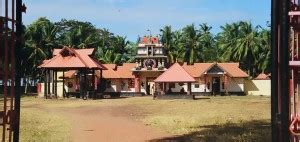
52,105 -> 171,142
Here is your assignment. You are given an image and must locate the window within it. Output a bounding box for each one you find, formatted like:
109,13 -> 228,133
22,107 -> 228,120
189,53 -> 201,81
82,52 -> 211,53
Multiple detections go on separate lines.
194,83 -> 199,88
222,82 -> 225,89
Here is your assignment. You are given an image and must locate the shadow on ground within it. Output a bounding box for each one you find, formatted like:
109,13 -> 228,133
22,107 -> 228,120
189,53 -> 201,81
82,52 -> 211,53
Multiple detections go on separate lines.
149,120 -> 270,142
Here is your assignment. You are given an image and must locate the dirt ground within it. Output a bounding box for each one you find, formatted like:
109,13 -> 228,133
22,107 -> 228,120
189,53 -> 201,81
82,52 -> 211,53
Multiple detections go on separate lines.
39,105 -> 171,142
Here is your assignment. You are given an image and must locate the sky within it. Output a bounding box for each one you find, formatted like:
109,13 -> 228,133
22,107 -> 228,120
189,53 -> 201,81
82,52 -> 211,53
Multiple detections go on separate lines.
23,0 -> 271,41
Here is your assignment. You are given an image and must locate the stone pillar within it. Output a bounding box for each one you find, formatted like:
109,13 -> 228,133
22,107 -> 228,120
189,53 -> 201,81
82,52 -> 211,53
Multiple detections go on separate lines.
162,83 -> 166,95
92,70 -> 95,99
44,69 -> 48,99
224,74 -> 229,95
187,82 -> 192,95
204,75 -> 207,92
134,74 -> 140,93
62,70 -> 65,98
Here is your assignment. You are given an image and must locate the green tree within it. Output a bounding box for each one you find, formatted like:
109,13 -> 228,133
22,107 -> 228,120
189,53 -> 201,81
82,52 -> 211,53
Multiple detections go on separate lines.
55,19 -> 100,48
160,26 -> 176,63
217,22 -> 240,62
96,48 -> 122,64
172,30 -> 185,63
256,28 -> 271,73
198,23 -> 217,62
182,24 -> 201,64
233,22 -> 260,76
25,17 -> 55,71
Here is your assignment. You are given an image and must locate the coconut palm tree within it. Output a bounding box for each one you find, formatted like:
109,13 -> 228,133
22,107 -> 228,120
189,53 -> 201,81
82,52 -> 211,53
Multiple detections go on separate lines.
160,26 -> 175,63
217,22 -> 240,61
257,28 -> 271,73
42,23 -> 59,58
182,24 -> 201,64
232,22 -> 260,76
172,30 -> 185,63
96,48 -> 122,64
199,23 -> 217,62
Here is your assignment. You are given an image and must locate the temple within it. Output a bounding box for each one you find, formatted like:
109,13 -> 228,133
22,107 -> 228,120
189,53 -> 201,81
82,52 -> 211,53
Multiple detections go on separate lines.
38,36 -> 249,98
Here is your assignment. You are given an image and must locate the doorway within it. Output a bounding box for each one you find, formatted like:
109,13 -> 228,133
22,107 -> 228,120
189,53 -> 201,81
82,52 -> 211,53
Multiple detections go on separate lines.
212,77 -> 220,95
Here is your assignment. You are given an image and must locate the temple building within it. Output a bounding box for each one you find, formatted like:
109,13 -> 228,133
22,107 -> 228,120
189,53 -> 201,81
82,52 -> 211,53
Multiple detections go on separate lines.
100,36 -> 249,96
38,36 -> 249,98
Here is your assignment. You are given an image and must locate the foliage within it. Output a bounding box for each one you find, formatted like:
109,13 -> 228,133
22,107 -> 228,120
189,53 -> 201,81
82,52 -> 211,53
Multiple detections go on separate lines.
23,17 -> 271,81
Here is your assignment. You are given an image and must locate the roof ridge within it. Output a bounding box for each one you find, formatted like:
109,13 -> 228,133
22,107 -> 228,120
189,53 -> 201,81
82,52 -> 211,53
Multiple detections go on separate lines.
200,63 -> 216,76
38,54 -> 61,68
68,47 -> 91,68
215,63 -> 233,77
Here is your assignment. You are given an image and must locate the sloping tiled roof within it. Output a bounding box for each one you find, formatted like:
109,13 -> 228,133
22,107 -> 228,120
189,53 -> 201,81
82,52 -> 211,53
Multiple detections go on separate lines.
182,62 -> 248,78
39,47 -> 106,70
254,73 -> 270,80
182,63 -> 214,77
97,64 -> 120,79
218,63 -> 248,77
96,63 -> 136,79
154,63 -> 196,83
115,63 -> 136,79
53,48 -> 94,56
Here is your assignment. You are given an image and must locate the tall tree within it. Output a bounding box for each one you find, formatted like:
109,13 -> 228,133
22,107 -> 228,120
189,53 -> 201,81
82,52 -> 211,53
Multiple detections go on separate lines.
55,19 -> 100,48
257,28 -> 271,73
198,23 -> 217,62
233,22 -> 260,76
182,24 -> 201,64
217,22 -> 240,61
160,26 -> 176,63
25,18 -> 55,74
172,30 -> 185,63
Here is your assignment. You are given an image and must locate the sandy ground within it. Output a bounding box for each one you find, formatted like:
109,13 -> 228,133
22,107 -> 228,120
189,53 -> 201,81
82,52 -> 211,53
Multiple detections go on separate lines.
51,105 -> 171,142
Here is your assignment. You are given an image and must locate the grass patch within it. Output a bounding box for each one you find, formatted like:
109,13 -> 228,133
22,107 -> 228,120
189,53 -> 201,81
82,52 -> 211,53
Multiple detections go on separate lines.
0,97 -> 71,142
20,108 -> 71,142
2,95 -> 270,141
141,96 -> 271,141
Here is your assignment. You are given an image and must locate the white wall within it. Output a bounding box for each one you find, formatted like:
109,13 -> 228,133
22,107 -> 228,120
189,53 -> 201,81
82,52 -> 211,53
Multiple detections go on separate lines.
227,78 -> 244,92
245,80 -> 270,96
191,83 -> 210,92
189,77 -> 244,93
38,82 -> 65,98
166,83 -> 188,93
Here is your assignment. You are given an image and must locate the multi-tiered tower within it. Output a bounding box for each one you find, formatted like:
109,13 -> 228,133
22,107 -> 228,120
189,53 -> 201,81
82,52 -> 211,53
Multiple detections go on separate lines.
134,36 -> 168,70
132,36 -> 168,95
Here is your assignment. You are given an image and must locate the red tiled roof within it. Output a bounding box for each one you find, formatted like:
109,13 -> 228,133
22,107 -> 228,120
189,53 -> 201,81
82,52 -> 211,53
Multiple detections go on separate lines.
39,47 -> 106,70
154,63 -> 196,83
218,63 -> 248,77
182,62 -> 248,78
97,63 -> 136,79
115,63 -> 136,79
254,73 -> 270,80
53,48 -> 94,56
98,64 -> 120,79
182,63 -> 214,77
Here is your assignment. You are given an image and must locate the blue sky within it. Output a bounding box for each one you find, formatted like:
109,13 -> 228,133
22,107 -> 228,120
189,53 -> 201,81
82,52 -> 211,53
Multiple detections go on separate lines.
23,0 -> 270,41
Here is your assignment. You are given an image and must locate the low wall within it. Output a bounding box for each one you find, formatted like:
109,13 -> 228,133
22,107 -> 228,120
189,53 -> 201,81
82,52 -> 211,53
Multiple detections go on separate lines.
154,94 -> 195,100
244,80 -> 271,96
